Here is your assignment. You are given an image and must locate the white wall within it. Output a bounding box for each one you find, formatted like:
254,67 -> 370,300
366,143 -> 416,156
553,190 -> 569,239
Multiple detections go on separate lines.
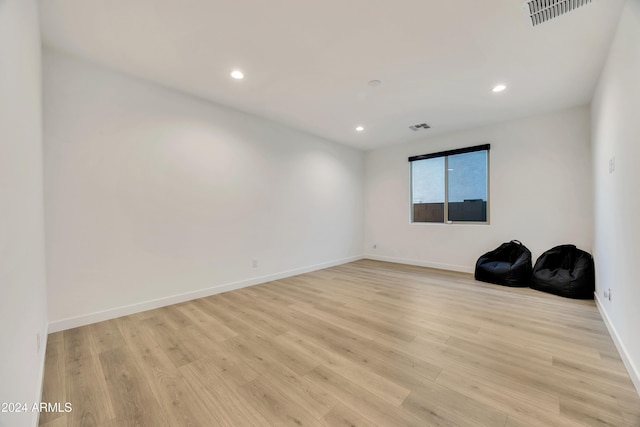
0,1 -> 48,426
591,0 -> 640,393
43,50 -> 364,330
364,106 -> 593,272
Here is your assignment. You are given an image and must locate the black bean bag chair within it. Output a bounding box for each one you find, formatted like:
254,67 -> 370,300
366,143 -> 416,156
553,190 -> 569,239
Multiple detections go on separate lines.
475,240 -> 532,287
531,245 -> 594,299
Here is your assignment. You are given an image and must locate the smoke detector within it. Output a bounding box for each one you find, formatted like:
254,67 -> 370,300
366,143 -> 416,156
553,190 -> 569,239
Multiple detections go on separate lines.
523,0 -> 595,27
409,123 -> 430,132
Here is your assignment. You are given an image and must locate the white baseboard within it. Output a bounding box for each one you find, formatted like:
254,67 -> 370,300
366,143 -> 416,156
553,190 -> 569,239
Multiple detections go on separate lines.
48,255 -> 364,333
364,254 -> 473,274
595,293 -> 640,397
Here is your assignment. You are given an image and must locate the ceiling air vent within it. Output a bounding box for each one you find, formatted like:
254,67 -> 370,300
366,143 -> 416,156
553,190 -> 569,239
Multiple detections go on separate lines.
524,0 -> 594,27
409,123 -> 430,132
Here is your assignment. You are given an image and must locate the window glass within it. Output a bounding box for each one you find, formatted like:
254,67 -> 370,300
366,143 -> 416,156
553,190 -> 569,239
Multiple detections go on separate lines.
411,157 -> 445,223
410,146 -> 489,223
447,151 -> 487,222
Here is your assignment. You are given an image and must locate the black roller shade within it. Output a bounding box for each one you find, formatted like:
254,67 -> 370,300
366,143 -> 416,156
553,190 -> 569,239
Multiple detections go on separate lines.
408,144 -> 490,162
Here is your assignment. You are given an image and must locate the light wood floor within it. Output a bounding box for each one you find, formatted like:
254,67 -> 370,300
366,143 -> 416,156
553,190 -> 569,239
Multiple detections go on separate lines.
40,260 -> 640,427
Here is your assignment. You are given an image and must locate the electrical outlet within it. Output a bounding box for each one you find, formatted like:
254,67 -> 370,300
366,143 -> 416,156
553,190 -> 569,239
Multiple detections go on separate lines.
608,288 -> 612,301
252,259 -> 258,268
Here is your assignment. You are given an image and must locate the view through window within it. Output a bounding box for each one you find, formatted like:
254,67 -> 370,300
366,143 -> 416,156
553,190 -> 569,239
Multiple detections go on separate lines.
410,145 -> 489,223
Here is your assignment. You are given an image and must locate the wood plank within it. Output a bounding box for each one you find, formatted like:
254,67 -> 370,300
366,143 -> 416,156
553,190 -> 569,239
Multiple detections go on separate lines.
401,390 -> 504,427
435,368 -> 565,425
305,365 -> 425,427
173,300 -> 238,341
559,395 -> 626,427
141,317 -> 207,367
237,376 -> 323,426
99,346 -> 169,427
323,403 -> 377,427
88,320 -> 126,354
39,332 -> 66,425
114,315 -> 214,427
274,331 -> 411,407
179,358 -> 271,426
63,330 -> 115,427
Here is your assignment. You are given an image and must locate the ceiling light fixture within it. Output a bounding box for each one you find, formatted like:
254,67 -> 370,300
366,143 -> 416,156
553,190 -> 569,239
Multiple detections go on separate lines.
492,84 -> 507,92
230,70 -> 244,80
355,126 -> 364,132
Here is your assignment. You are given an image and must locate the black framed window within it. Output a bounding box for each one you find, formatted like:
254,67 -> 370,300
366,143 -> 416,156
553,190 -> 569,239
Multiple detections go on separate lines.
409,144 -> 489,223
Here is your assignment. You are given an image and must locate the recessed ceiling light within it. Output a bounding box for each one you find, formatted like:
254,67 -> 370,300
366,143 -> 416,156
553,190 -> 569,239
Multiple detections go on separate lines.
492,84 -> 507,92
230,70 -> 244,80
355,126 -> 364,132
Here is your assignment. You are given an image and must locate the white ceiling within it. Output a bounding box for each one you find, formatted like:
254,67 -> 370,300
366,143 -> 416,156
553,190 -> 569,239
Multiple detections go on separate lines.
38,0 -> 625,150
